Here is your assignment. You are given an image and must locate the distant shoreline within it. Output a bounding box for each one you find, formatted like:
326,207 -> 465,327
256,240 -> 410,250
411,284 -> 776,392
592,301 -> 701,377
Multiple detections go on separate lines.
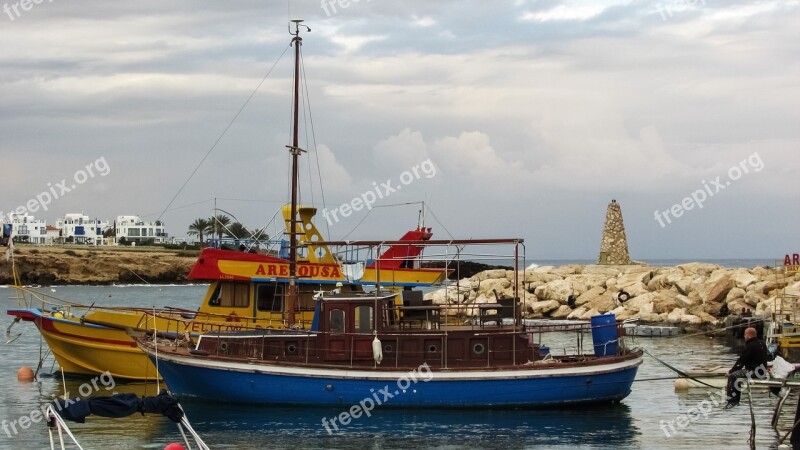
0,245 -> 198,286
0,244 -> 785,286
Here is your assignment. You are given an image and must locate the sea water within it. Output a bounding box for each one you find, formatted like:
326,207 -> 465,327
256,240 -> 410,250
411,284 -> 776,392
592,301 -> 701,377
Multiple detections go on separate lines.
0,285 -> 795,449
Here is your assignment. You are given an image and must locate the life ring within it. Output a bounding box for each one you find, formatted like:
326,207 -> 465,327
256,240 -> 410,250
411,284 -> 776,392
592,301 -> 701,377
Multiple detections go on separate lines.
617,291 -> 631,302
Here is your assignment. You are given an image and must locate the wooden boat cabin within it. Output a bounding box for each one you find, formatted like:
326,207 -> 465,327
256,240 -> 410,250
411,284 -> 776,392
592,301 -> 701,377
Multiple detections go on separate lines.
192,292 -> 539,370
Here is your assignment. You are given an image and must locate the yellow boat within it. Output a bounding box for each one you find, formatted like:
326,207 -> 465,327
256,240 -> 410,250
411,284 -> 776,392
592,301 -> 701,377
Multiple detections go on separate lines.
7,205 -> 449,380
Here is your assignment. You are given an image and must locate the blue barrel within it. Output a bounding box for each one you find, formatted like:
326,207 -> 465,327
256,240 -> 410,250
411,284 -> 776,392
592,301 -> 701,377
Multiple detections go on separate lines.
591,314 -> 618,357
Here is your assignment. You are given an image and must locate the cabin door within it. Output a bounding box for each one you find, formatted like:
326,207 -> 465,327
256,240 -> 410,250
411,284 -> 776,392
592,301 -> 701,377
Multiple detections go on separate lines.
324,308 -> 349,361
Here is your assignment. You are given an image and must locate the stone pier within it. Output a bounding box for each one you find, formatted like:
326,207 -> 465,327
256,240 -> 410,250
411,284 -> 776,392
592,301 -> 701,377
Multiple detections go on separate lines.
598,199 -> 631,265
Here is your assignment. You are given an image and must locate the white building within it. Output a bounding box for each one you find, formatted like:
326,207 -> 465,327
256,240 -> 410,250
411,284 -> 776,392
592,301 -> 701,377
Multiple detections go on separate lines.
56,213 -> 110,245
6,213 -> 48,244
114,216 -> 168,244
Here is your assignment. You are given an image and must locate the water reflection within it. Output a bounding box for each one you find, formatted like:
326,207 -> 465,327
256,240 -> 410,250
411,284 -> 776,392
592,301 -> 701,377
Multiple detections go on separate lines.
180,401 -> 640,449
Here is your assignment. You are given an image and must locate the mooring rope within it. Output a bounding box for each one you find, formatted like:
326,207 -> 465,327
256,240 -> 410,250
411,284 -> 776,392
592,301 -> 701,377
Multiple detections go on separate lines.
642,347 -> 718,389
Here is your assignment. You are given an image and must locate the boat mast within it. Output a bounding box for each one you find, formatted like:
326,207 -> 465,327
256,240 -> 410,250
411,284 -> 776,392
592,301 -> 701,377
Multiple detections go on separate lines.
286,19 -> 309,327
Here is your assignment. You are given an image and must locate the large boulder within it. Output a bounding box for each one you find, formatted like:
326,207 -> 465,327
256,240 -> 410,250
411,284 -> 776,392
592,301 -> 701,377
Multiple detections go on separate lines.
580,308 -> 601,320
699,274 -> 733,303
477,278 -> 512,295
667,308 -> 687,323
753,279 -> 780,296
625,292 -> 658,312
550,265 -> 583,277
567,306 -> 588,320
786,281 -> 800,298
651,290 -> 679,314
534,279 -> 574,303
617,270 -> 653,290
529,300 -> 561,315
744,290 -> 766,307
673,276 -> 696,295
582,266 -> 623,277
549,305 -> 573,319
647,274 -> 671,291
586,294 -> 617,313
678,262 -> 720,277
675,294 -> 696,308
681,314 -> 703,325
425,286 -> 470,305
565,274 -> 609,289
575,286 -> 606,306
475,269 -> 509,281
730,269 -> 758,289
725,287 -> 746,303
523,270 -> 560,284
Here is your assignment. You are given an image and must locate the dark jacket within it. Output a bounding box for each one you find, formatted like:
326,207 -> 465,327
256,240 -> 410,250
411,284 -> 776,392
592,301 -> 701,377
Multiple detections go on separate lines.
732,337 -> 769,372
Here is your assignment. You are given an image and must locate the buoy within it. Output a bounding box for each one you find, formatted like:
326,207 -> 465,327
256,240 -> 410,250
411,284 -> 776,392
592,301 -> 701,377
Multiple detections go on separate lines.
164,444 -> 185,450
17,367 -> 35,382
52,311 -> 64,319
674,379 -> 689,391
372,335 -> 383,365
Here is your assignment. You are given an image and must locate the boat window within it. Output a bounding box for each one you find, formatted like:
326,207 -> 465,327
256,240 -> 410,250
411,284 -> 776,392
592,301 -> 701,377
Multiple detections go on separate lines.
208,284 -> 222,306
210,283 -> 250,308
330,309 -> 345,334
354,305 -> 373,333
256,284 -> 283,312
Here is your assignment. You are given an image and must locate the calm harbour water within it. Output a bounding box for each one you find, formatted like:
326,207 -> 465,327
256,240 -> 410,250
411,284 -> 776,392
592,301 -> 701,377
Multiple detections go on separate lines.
1,284 -> 796,449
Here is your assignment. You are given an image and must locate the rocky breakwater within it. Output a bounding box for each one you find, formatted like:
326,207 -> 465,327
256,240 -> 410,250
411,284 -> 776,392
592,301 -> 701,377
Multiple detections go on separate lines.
424,263 -> 800,330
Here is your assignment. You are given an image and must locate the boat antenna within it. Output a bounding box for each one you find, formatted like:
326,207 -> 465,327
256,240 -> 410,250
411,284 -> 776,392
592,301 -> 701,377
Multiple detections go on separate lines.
285,19 -> 309,327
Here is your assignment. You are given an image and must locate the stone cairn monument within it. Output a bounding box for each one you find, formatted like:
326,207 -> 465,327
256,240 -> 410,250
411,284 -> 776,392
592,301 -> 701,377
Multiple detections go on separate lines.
598,199 -> 631,265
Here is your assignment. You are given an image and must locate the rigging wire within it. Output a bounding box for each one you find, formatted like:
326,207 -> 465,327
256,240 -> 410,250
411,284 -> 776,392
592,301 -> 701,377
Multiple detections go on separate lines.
300,47 -> 314,206
156,43 -> 292,223
424,203 -> 456,240
337,201 -> 425,240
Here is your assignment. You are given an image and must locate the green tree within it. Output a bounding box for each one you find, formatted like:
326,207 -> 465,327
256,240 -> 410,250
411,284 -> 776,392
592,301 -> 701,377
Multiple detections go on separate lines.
226,222 -> 249,240
187,218 -> 211,246
209,214 -> 231,242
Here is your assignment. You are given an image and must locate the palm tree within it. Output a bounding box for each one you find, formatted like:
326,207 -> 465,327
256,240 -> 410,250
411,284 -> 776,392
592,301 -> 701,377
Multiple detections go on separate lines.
187,218 -> 211,246
226,222 -> 249,240
209,214 -> 231,242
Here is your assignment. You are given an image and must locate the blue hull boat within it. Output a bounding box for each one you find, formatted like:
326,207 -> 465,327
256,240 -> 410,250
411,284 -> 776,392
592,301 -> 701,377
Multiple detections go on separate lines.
148,348 -> 641,407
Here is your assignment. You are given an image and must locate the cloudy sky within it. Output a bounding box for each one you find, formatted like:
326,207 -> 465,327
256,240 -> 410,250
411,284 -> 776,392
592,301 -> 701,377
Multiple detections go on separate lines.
1,0 -> 798,260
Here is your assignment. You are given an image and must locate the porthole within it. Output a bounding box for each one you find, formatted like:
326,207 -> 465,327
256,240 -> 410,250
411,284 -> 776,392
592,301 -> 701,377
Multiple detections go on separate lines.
384,344 -> 393,353
287,344 -> 297,353
219,341 -> 229,353
473,343 -> 486,355
428,344 -> 438,353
